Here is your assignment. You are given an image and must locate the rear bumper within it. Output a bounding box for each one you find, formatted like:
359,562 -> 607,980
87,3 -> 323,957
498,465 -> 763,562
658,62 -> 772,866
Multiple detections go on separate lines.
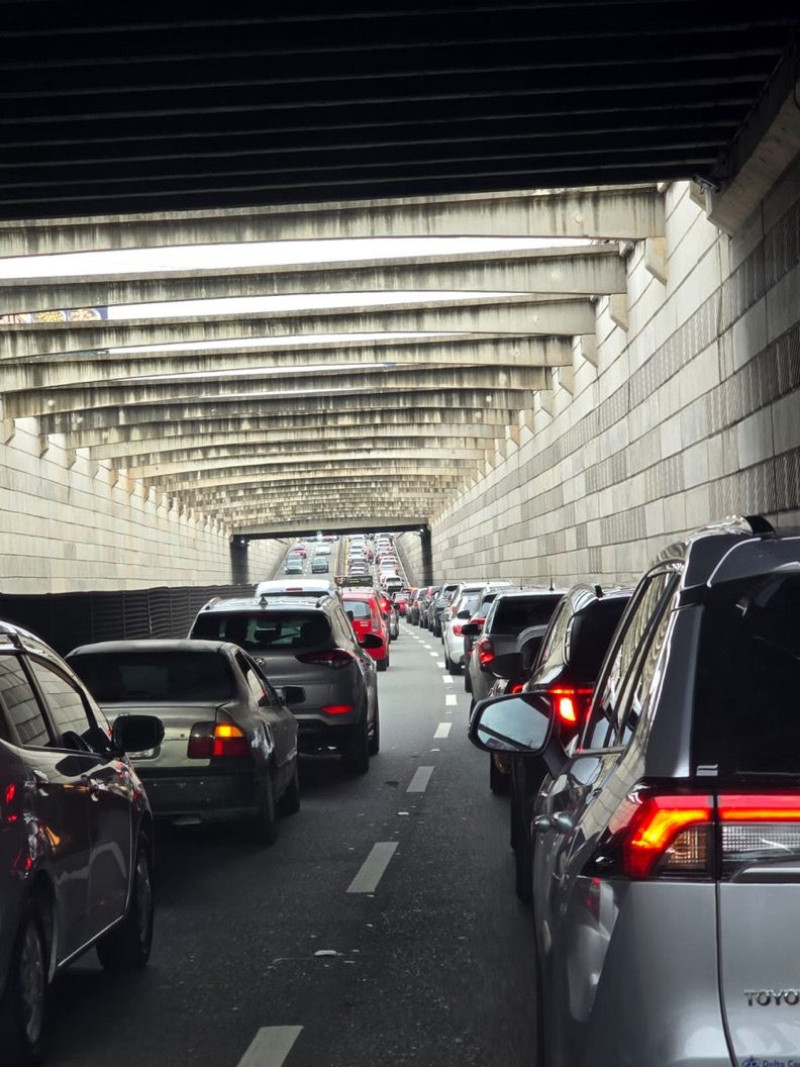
136,769 -> 259,821
295,718 -> 365,754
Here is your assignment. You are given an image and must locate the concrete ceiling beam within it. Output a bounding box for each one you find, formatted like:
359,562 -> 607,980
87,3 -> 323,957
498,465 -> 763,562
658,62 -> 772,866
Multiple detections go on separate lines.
122,438 -> 494,478
133,447 -> 487,482
164,464 -> 471,493
0,336 -> 573,390
8,366 -> 543,419
1,246 -> 626,315
0,185 -> 665,258
0,296 -> 596,359
38,388 -> 526,435
234,519 -> 431,538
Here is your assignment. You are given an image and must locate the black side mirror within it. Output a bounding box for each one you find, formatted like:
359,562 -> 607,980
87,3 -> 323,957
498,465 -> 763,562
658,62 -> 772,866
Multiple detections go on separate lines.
112,714 -> 164,754
360,633 -> 383,650
460,622 -> 482,637
468,692 -> 567,779
457,609 -> 471,619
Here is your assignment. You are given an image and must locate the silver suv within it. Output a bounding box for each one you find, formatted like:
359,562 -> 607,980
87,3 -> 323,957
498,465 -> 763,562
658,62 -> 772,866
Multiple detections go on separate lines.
189,593 -> 380,774
0,621 -> 162,1065
470,516 -> 800,1065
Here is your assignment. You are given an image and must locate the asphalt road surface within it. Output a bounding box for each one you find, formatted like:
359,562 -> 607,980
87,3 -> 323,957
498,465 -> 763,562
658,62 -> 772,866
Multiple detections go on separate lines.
47,623 -> 539,1067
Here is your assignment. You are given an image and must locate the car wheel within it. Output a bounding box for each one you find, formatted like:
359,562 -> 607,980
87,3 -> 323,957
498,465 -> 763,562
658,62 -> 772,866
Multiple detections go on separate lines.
341,721 -> 370,775
278,757 -> 301,816
368,701 -> 381,756
464,670 -> 472,693
250,778 -> 279,845
445,652 -> 462,675
0,902 -> 49,1066
489,754 -> 510,795
515,817 -> 534,903
97,838 -> 154,969
377,652 -> 389,672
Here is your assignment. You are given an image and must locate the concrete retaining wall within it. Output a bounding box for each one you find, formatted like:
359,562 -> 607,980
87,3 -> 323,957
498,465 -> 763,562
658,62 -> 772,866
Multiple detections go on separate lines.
429,169 -> 800,586
0,418 -> 285,592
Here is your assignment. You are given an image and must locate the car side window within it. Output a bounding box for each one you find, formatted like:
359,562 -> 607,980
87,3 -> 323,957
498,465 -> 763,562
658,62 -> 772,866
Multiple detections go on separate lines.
582,571 -> 676,750
235,652 -> 268,704
618,597 -> 675,747
27,657 -> 94,745
0,654 -> 51,748
537,599 -> 570,674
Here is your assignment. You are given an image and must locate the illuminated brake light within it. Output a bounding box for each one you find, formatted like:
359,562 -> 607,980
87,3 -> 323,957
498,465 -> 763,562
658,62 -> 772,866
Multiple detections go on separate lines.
510,683 -> 525,694
549,687 -> 593,726
477,637 -> 494,666
608,793 -> 713,880
452,623 -> 463,636
2,782 -> 19,824
188,721 -> 250,759
322,704 -> 354,716
296,648 -> 353,670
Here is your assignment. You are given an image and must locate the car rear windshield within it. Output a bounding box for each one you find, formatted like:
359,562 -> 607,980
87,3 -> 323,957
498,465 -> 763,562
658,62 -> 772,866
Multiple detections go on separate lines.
491,594 -> 563,633
344,600 -> 372,620
193,611 -> 332,653
693,573 -> 800,776
569,598 -> 630,677
69,651 -> 235,703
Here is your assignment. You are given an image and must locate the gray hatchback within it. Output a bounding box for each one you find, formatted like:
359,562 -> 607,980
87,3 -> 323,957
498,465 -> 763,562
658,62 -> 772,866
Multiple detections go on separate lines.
470,516 -> 800,1065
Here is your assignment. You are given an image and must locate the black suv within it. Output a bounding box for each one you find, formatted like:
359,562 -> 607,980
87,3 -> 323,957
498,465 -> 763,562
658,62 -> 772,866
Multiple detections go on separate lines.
189,593 -> 381,774
511,583 -> 632,901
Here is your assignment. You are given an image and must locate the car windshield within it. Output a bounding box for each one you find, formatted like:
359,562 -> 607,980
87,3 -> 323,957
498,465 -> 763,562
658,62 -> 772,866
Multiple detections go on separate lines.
491,594 -> 562,633
69,651 -> 235,703
193,611 -> 331,652
693,572 -> 800,776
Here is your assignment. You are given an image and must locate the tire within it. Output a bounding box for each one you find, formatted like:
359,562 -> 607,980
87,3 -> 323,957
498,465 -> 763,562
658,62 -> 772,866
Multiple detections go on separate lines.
445,651 -> 462,675
489,754 -> 510,795
249,778 -> 279,845
0,903 -> 49,1066
278,758 -> 301,816
377,652 -> 389,672
97,839 -> 154,969
368,701 -> 381,755
341,721 -> 370,775
464,669 -> 472,693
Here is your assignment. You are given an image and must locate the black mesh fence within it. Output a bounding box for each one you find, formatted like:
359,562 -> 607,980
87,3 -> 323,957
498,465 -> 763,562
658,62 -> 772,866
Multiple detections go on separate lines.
0,584 -> 254,656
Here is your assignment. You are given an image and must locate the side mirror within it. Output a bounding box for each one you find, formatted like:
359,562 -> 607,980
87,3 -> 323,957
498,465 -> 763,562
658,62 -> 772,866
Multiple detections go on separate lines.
460,622 -> 482,637
112,714 -> 164,755
468,692 -> 552,753
360,633 -> 383,650
275,685 -> 305,705
456,609 -> 471,619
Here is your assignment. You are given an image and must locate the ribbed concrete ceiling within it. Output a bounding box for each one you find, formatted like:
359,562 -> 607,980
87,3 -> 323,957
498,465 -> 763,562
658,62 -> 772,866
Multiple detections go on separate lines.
1,4 -> 798,538
0,1 -> 797,218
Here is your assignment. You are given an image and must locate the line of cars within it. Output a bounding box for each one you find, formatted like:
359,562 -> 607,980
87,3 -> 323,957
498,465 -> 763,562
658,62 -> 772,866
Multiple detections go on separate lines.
468,516 -> 800,1065
0,572 -> 392,1064
283,538 -> 333,576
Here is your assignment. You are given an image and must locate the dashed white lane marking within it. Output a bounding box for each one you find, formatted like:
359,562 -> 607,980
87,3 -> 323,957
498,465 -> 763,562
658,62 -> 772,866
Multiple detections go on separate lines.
429,652 -> 438,657
434,722 -> 452,739
236,1026 -> 303,1067
423,644 -> 432,649
436,660 -> 445,668
442,675 -> 453,684
446,694 -> 457,706
407,766 -> 434,792
347,842 -> 399,893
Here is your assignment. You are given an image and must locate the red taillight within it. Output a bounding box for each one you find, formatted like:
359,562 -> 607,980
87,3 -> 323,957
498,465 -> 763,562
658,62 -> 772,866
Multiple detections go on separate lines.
549,686 -> 593,726
188,721 -> 250,759
322,704 -> 354,716
2,782 -> 19,824
452,623 -> 463,636
510,683 -> 525,694
477,637 -> 494,666
296,648 -> 354,670
618,794 -> 713,879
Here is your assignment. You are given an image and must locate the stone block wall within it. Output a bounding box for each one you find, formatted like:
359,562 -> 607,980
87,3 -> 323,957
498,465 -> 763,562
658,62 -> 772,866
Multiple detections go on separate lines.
429,168 -> 800,587
0,417 -> 286,592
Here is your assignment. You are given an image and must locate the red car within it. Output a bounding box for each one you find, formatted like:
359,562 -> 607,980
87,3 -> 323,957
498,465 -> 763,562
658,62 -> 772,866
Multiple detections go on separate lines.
342,592 -> 390,671
393,592 -> 409,616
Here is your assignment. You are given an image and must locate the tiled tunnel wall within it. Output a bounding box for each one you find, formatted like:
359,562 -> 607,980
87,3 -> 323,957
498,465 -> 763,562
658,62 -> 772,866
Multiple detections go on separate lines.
423,167 -> 800,589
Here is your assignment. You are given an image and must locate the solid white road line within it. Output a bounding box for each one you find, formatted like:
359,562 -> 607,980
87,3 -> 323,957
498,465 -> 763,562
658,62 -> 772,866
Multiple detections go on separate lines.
236,1026 -> 303,1067
446,694 -> 458,706
347,842 -> 399,893
407,766 -> 434,792
434,722 -> 452,739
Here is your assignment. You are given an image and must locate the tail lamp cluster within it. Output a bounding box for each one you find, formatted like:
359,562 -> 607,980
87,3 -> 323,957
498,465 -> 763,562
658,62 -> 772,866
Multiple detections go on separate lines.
188,721 -> 250,759
296,648 -> 354,670
597,791 -> 800,881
